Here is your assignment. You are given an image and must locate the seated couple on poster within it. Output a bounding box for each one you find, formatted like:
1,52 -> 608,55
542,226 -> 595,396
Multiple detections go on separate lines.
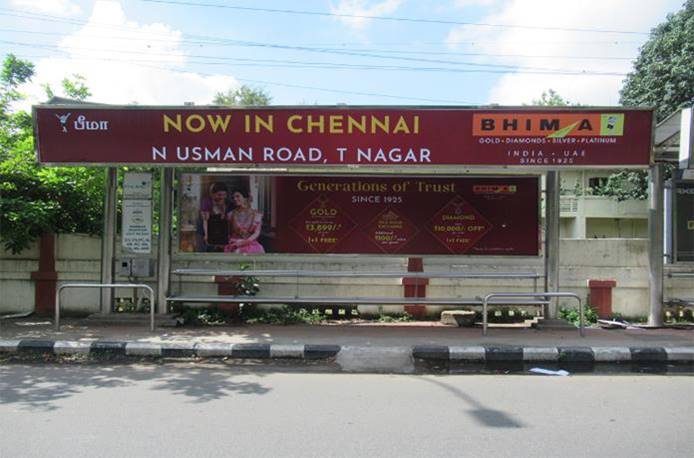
201,183 -> 265,254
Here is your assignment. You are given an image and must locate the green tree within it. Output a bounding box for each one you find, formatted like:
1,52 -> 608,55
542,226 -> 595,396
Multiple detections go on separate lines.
0,54 -> 34,150
620,0 -> 694,122
531,89 -> 575,107
0,55 -> 104,254
61,74 -> 91,101
43,74 -> 92,101
614,2 -> 693,200
212,85 -> 271,106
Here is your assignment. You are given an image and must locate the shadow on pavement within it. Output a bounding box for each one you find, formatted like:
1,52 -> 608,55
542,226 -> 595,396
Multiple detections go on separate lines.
416,376 -> 525,428
0,363 -> 271,411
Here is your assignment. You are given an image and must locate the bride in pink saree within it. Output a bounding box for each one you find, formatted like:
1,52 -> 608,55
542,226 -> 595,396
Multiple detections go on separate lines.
224,190 -> 265,254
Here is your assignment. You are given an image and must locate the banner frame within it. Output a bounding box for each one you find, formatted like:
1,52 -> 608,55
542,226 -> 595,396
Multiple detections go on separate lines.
33,104 -> 656,170
172,170 -> 543,259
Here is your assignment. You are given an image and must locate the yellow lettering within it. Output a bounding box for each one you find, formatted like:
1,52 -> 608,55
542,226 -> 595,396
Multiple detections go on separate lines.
163,114 -> 182,133
347,115 -> 366,134
392,116 -> 410,134
371,116 -> 389,134
329,115 -> 344,134
185,114 -> 205,133
206,114 -> 231,133
288,115 -> 303,133
414,115 -> 420,134
255,114 -> 273,133
307,115 -> 324,134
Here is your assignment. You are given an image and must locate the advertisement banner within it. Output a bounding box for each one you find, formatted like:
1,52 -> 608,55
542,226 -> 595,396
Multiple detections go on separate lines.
34,107 -> 653,167
674,180 -> 694,262
178,175 -> 539,256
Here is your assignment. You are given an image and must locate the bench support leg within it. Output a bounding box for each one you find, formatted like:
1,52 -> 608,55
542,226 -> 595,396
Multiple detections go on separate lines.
403,257 -> 428,319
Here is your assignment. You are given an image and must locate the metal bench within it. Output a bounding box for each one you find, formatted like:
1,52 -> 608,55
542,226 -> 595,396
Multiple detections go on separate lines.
166,269 -> 578,334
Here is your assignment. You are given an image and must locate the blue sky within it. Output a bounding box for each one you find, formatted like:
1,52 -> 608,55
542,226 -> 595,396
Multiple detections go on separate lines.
0,0 -> 686,107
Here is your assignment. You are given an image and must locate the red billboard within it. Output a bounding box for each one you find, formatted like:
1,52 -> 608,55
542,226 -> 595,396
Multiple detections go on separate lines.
178,174 -> 539,256
34,106 -> 653,167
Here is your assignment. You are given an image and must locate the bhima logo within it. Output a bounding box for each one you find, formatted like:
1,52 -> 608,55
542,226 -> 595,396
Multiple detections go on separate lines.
473,113 -> 625,137
54,113 -> 109,132
473,185 -> 517,194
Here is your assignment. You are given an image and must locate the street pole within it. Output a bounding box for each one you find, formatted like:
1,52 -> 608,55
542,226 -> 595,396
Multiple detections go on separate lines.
648,163 -> 664,326
544,171 -> 560,319
157,168 -> 174,314
100,168 -> 117,313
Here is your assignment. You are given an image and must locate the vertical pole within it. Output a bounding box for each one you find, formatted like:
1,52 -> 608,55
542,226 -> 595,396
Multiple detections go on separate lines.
648,163 -> 664,327
157,168 -> 173,314
663,180 -> 672,264
545,171 -> 560,318
100,168 -> 117,313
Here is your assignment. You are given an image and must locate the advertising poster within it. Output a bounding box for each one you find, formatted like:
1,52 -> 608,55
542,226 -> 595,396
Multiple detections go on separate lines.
674,180 -> 694,262
178,174 -> 539,256
35,107 -> 653,167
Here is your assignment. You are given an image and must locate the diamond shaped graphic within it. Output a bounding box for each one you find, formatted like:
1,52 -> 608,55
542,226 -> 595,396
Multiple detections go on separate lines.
427,196 -> 493,253
288,195 -> 357,253
365,207 -> 418,253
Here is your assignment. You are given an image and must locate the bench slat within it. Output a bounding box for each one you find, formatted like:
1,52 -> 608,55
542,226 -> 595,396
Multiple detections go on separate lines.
166,295 -> 549,306
172,269 -> 542,279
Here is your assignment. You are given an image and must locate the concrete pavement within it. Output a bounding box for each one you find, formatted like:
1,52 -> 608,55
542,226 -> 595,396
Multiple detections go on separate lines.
1,318 -> 692,347
1,365 -> 692,457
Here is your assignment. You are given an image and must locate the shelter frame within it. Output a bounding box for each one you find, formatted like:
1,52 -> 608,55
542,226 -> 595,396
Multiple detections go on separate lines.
32,104 -> 658,322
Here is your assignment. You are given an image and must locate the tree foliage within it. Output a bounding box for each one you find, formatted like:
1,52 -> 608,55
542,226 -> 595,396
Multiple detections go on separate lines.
620,0 -> 694,121
590,170 -> 649,201
531,89 -> 576,107
43,74 -> 92,101
212,85 -> 271,106
0,54 -> 104,254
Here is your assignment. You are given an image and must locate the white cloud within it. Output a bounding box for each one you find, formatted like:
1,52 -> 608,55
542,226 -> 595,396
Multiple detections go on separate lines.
444,0 -> 683,105
330,0 -> 403,30
10,0 -> 81,16
21,1 -> 238,106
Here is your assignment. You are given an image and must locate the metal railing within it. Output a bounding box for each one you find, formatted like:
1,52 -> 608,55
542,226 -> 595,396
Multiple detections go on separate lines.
172,269 -> 543,311
56,283 -> 155,332
482,292 -> 584,337
667,271 -> 694,278
173,269 -> 541,296
172,269 -> 542,280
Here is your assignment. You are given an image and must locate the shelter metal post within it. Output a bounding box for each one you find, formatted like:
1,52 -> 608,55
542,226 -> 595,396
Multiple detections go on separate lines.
544,171 -> 560,318
100,168 -> 117,313
648,163 -> 664,326
157,168 -> 174,314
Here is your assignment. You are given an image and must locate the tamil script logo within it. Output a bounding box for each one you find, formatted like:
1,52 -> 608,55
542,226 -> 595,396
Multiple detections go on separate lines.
55,113 -> 109,133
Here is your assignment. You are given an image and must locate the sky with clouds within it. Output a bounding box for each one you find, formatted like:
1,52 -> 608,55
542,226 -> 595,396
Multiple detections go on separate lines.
0,0 -> 686,107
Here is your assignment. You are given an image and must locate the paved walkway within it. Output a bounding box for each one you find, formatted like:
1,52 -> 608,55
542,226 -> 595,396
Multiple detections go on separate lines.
1,317 -> 692,348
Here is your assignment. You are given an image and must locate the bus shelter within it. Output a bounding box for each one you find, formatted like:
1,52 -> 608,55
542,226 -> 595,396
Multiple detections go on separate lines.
32,105 -> 660,326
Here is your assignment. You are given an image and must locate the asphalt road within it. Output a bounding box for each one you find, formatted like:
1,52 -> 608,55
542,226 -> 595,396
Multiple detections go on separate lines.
1,363 -> 692,458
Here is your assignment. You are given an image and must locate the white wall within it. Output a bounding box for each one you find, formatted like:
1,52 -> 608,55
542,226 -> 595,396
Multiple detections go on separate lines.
1,234 -> 692,319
